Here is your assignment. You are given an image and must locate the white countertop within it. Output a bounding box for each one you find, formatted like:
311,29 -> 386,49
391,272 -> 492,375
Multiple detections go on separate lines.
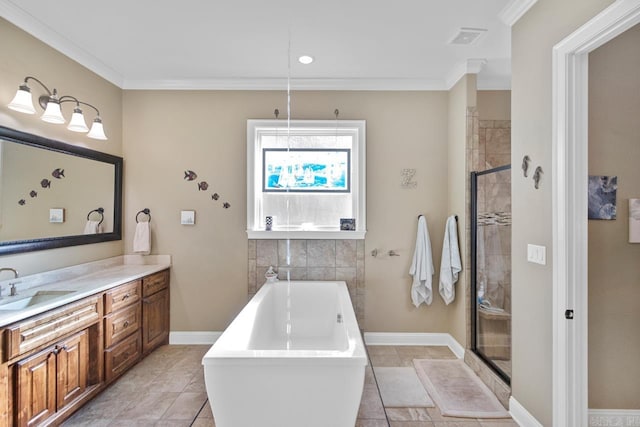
0,255 -> 171,327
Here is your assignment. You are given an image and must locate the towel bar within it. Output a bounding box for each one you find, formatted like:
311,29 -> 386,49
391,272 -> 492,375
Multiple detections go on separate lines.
417,214 -> 458,221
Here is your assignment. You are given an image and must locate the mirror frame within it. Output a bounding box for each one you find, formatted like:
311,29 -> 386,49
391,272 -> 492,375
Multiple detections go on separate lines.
0,126 -> 122,256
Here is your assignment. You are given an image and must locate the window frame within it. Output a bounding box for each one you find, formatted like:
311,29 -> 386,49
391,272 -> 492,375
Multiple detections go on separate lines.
246,119 -> 366,239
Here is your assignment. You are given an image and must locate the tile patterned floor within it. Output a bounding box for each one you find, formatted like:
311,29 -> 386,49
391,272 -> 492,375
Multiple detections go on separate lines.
62,344 -> 519,427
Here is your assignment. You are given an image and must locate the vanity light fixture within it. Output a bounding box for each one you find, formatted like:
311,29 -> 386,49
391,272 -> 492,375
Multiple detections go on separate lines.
8,76 -> 108,140
298,55 -> 314,65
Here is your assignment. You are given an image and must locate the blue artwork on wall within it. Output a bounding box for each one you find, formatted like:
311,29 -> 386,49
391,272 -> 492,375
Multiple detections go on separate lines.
588,175 -> 617,220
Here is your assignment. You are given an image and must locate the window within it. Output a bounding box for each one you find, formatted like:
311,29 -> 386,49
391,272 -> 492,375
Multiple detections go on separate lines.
247,119 -> 366,239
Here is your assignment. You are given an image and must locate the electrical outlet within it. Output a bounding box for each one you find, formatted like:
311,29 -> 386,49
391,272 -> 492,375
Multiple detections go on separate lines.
527,244 -> 546,265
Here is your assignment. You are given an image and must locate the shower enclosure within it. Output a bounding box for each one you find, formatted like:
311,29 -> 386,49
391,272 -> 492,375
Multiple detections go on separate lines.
471,164 -> 511,384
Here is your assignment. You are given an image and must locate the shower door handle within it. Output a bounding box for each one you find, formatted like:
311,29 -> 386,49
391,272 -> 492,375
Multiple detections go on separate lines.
565,309 -> 574,320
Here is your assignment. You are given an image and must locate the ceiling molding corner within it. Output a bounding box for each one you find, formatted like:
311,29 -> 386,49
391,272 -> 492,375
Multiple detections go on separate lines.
445,59 -> 487,89
0,0 -> 124,87
498,0 -> 539,26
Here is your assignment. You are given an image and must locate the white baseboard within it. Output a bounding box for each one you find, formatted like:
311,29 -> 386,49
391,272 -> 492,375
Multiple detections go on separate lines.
363,332 -> 465,359
589,409 -> 640,427
509,396 -> 543,427
169,331 -> 222,345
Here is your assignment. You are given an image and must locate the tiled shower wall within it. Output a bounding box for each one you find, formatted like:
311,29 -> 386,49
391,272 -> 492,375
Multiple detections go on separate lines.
464,107 -> 512,407
248,239 -> 365,324
473,120 -> 511,171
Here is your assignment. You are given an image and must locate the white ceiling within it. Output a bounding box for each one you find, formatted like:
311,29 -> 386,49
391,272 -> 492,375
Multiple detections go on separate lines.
0,0 -> 514,90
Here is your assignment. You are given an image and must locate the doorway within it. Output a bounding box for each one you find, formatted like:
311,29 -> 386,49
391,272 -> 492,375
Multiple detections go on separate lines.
552,2 -> 640,425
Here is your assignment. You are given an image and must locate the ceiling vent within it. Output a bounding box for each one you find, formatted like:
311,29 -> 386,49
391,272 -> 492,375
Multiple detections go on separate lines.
449,27 -> 488,45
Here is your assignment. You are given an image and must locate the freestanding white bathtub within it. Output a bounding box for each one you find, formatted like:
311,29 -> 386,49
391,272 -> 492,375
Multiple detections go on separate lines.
202,280 -> 367,427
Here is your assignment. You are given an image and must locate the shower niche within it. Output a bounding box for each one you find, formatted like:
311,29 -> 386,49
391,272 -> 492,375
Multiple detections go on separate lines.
471,164 -> 512,384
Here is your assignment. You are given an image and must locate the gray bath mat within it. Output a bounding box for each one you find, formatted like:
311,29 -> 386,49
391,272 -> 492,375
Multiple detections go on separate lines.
373,367 -> 435,408
413,359 -> 510,418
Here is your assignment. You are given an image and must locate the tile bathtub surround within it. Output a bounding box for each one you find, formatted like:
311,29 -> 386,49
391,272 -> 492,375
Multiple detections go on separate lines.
63,344 -> 517,427
248,239 -> 366,324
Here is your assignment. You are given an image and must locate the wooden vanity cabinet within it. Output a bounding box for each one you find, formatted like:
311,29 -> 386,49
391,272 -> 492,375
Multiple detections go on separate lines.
14,330 -> 89,427
103,279 -> 142,383
2,268 -> 170,427
142,270 -> 170,355
0,331 -> 8,427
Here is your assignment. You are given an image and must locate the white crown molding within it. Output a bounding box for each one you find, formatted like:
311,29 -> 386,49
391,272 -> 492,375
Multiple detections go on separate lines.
122,77 -> 449,91
498,0 -> 539,26
445,58 -> 488,89
0,0 -> 124,87
509,397 -> 544,427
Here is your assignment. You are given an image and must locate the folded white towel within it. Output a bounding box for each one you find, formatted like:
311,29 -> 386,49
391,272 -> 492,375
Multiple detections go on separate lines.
133,221 -> 151,255
439,215 -> 462,305
83,220 -> 101,235
409,215 -> 435,307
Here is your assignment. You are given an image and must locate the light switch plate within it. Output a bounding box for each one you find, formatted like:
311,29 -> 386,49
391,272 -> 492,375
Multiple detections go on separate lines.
181,210 -> 195,225
527,244 -> 546,265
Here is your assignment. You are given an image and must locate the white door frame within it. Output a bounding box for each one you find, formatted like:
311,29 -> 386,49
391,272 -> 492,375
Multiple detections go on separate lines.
552,1 -> 640,426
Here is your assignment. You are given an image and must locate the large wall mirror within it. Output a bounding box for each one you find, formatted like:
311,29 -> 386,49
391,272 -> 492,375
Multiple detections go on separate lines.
0,126 -> 122,255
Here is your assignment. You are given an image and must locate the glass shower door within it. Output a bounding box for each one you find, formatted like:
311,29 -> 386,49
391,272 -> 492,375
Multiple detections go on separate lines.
471,165 -> 512,384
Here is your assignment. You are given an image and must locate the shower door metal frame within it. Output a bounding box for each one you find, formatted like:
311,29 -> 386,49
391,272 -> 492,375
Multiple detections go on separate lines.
470,164 -> 511,386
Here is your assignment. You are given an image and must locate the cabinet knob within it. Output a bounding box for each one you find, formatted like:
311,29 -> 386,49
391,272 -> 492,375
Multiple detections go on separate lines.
123,321 -> 129,328
123,293 -> 130,300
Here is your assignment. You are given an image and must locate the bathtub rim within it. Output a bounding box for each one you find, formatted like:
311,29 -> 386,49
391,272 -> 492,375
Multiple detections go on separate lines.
203,280 -> 366,366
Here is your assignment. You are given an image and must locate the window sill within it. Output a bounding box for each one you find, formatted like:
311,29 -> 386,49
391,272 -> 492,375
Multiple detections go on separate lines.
246,230 -> 366,240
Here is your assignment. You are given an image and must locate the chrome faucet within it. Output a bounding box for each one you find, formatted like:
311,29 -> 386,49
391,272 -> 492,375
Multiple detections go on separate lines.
0,268 -> 19,297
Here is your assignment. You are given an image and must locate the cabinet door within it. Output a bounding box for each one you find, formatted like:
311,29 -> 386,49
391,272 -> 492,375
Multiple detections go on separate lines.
56,330 -> 89,411
0,363 -> 9,427
15,348 -> 56,427
142,288 -> 169,354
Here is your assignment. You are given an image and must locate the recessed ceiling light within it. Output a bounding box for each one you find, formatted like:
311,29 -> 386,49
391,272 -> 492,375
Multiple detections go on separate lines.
298,55 -> 314,65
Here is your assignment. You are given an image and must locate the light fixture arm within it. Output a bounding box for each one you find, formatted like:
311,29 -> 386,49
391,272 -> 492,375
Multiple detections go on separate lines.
59,96 -> 101,116
22,76 -> 53,97
22,76 -> 60,110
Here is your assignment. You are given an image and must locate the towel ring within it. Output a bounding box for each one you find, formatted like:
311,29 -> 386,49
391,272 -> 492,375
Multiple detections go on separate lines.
136,208 -> 151,223
87,208 -> 105,226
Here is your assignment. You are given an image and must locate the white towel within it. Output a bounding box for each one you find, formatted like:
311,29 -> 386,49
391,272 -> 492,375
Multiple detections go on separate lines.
83,220 -> 101,235
409,215 -> 435,307
629,199 -> 640,243
133,221 -> 151,255
439,215 -> 462,305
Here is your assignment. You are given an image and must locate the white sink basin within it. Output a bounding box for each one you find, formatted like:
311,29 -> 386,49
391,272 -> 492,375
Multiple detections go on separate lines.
0,290 -> 75,310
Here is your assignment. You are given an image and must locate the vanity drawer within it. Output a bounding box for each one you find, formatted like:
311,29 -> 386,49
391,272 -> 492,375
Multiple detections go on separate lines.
142,270 -> 169,297
5,296 -> 101,361
0,329 -> 4,363
104,304 -> 140,348
104,280 -> 141,314
105,331 -> 141,383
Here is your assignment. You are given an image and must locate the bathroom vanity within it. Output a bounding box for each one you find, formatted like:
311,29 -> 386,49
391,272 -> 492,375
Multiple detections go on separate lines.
0,256 -> 170,427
